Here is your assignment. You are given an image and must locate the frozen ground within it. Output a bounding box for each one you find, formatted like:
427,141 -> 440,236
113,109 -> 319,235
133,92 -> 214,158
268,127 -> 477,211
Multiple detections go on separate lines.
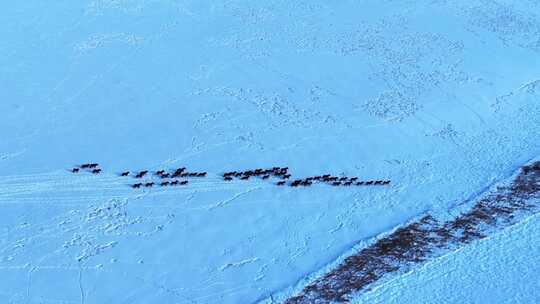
1,1 -> 540,303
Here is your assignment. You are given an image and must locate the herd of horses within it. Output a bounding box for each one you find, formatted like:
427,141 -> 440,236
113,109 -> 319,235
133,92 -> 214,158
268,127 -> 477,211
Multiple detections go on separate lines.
71,163 -> 391,189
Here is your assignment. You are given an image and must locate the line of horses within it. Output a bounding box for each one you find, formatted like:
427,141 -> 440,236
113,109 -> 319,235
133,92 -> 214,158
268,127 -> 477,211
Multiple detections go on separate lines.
70,164 -> 391,189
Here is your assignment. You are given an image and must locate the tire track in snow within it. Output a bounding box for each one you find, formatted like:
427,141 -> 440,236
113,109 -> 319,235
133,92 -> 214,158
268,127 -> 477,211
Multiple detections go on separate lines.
0,169 -> 271,273
0,170 -> 267,204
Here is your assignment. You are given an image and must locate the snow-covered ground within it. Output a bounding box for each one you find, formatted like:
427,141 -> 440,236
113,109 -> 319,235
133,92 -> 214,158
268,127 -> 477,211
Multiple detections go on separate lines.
1,1 -> 540,303
353,211 -> 540,304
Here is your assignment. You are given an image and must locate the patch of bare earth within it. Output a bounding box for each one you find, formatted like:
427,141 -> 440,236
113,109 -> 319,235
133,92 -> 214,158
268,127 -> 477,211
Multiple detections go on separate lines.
286,162 -> 540,303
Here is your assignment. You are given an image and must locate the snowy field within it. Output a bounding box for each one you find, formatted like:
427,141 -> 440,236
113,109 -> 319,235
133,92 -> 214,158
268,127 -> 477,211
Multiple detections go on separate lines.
354,211 -> 540,304
1,1 -> 540,303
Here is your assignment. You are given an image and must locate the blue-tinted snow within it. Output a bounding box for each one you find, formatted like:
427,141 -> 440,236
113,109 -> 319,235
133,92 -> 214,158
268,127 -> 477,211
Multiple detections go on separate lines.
1,1 -> 540,303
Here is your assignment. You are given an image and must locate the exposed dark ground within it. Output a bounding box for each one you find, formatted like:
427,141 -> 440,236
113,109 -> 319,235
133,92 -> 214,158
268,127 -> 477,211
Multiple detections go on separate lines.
286,162 -> 540,303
